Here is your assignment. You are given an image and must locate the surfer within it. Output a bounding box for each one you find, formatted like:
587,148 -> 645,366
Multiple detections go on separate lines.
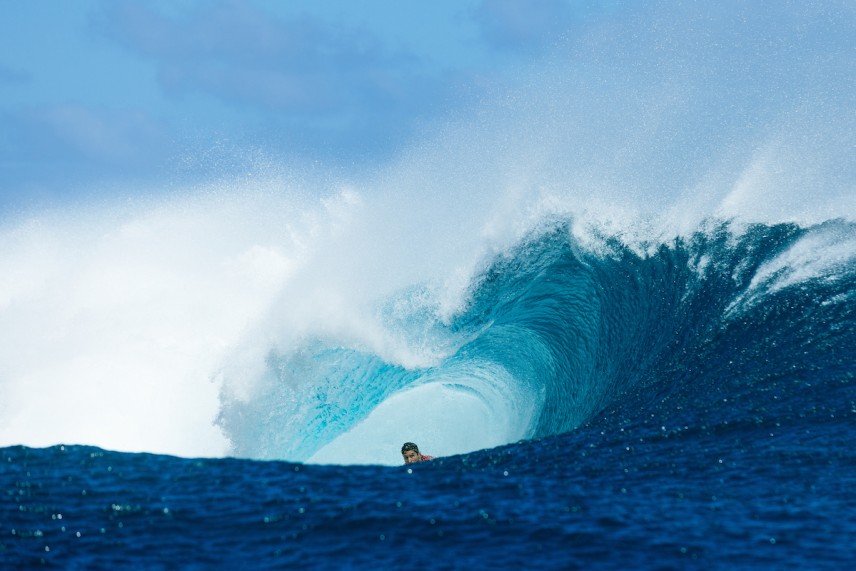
401,442 -> 434,464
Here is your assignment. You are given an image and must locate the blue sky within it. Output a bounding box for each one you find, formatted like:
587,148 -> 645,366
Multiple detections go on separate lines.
2,1 -> 853,217
0,0 -> 621,210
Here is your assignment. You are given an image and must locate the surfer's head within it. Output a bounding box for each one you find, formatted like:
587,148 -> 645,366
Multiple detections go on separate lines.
401,442 -> 423,464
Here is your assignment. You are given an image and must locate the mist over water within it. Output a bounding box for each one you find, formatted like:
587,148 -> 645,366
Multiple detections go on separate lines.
1,1 -> 853,464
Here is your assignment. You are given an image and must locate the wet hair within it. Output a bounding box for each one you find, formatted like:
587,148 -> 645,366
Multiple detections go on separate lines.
401,442 -> 420,454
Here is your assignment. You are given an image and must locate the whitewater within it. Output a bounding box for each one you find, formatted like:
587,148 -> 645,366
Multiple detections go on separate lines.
1,2 -> 855,568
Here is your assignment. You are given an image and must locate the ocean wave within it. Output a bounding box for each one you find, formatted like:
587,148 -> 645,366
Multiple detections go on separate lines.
220,218 -> 856,464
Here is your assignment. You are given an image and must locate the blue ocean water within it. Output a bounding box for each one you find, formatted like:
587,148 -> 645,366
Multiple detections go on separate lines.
3,219 -> 855,569
3,1 -> 856,569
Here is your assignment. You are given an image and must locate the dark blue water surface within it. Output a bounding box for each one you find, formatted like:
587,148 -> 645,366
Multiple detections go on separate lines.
3,220 -> 855,569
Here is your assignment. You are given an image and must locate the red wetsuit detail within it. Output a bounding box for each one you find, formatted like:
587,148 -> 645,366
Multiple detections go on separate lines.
421,455 -> 434,461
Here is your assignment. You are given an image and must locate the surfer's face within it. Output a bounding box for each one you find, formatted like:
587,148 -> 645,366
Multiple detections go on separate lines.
402,450 -> 422,464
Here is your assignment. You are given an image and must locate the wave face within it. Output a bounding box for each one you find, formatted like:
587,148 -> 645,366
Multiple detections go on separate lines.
216,218 -> 856,465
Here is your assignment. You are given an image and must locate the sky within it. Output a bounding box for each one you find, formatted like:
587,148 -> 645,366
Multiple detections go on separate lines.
2,1 -> 853,217
0,0 -> 622,212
